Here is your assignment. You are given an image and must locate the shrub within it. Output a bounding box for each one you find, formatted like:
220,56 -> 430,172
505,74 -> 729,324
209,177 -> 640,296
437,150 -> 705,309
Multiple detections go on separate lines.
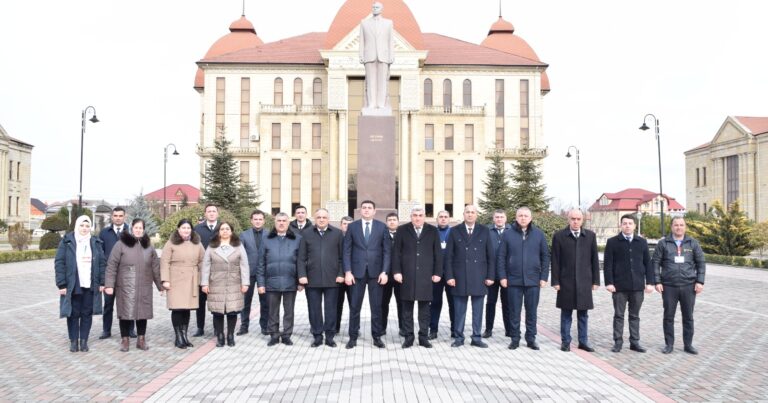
39,232 -> 62,250
158,205 -> 241,243
41,215 -> 69,231
8,223 -> 31,251
0,249 -> 57,264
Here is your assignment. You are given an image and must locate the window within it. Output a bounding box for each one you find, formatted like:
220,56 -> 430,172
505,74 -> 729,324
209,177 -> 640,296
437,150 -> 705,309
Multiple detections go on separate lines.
16,162 -> 20,181
464,124 -> 474,151
425,160 -> 434,204
8,160 -> 12,180
424,79 -> 433,107
293,78 -> 303,106
444,124 -> 454,150
465,160 -> 473,205
216,77 -> 225,135
312,159 -> 321,212
703,202 -> 707,213
495,79 -> 505,116
7,197 -> 11,216
292,123 -> 301,149
425,124 -> 434,150
702,167 -> 707,186
443,79 -> 452,113
445,161 -> 454,205
16,196 -> 20,215
272,123 -> 281,149
240,161 -> 249,183
726,155 -> 739,206
313,78 -> 322,105
312,123 -> 321,149
274,78 -> 283,105
292,159 -> 301,205
697,203 -> 700,213
520,79 -> 529,149
271,159 -> 281,214
462,79 -> 472,107
240,78 -> 250,147
495,128 -> 504,149
695,168 -> 700,187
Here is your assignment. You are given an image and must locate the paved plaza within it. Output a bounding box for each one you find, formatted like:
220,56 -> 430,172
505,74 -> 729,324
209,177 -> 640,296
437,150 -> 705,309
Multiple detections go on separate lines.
0,259 -> 766,402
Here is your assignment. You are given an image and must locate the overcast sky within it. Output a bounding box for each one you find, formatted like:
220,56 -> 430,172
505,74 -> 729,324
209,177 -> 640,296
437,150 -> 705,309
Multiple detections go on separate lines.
1,0 -> 766,209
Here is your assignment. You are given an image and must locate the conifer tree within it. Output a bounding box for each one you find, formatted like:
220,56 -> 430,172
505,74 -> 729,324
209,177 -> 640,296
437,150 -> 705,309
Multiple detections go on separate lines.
508,158 -> 549,213
127,193 -> 159,236
478,153 -> 512,216
200,136 -> 261,215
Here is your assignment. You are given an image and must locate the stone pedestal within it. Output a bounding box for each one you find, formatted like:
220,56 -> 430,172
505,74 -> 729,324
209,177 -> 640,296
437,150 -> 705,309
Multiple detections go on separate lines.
355,115 -> 396,221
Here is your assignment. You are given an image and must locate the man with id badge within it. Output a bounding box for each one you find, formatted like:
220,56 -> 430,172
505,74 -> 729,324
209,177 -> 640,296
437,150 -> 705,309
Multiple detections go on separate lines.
652,217 -> 706,355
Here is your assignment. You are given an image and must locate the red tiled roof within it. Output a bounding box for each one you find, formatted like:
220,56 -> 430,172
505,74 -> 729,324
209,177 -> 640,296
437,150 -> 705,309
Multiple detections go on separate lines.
734,116 -> 768,136
144,184 -> 200,203
324,0 -> 423,50
588,188 -> 685,212
481,17 -> 549,92
423,33 -> 546,67
201,32 -> 326,65
194,15 -> 263,88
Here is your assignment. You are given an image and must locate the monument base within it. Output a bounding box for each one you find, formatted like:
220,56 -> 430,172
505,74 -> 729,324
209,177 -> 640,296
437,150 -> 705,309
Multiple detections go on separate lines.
356,115 -> 396,220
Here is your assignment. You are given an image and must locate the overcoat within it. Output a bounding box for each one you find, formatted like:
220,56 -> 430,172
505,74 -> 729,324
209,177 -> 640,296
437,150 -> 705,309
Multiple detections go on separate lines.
257,229 -> 302,292
603,233 -> 653,292
55,232 -> 106,318
297,225 -> 344,288
160,231 -> 205,309
201,242 -> 250,314
550,227 -> 600,310
391,222 -> 443,301
105,232 -> 162,320
444,223 -> 495,297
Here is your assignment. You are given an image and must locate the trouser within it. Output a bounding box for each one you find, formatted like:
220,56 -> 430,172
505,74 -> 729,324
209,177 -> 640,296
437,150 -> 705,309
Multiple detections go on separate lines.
103,293 -> 134,334
348,275 -> 384,339
213,312 -> 238,336
381,280 -> 404,333
485,282 -> 511,334
613,290 -> 644,345
507,285 -> 540,343
196,287 -> 208,330
306,287 -> 339,338
364,61 -> 389,109
120,320 -> 147,337
662,284 -> 696,347
401,300 -> 431,340
453,295 -> 484,343
429,278 -> 455,333
241,275 -> 268,331
267,291 -> 297,338
170,309 -> 191,327
335,283 -> 352,334
67,289 -> 94,341
560,309 -> 589,345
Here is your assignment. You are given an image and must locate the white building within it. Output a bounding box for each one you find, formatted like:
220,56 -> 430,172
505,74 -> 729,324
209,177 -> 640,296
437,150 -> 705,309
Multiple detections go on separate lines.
0,124 -> 33,228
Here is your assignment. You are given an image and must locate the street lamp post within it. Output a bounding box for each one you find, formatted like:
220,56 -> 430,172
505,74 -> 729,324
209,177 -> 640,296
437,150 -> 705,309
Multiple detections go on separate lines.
639,114 -> 665,238
79,106 -> 99,209
163,144 -> 180,220
566,146 -> 581,207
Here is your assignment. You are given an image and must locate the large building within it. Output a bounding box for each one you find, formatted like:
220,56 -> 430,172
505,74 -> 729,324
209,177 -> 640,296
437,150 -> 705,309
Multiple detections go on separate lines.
588,188 -> 685,243
195,0 -> 550,220
0,124 -> 33,228
685,116 -> 768,221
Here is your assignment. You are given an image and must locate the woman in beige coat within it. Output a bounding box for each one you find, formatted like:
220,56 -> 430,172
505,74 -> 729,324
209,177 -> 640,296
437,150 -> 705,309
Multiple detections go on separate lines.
201,222 -> 250,347
105,218 -> 162,352
161,219 -> 205,349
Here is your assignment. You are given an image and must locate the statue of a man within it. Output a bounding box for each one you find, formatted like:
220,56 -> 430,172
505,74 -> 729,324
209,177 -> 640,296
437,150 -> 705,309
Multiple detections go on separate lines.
359,2 -> 394,115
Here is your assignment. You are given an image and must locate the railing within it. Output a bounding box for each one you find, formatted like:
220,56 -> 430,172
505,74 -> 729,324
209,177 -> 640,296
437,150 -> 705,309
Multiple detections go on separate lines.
197,145 -> 260,156
486,147 -> 548,159
259,104 -> 327,114
419,105 -> 485,116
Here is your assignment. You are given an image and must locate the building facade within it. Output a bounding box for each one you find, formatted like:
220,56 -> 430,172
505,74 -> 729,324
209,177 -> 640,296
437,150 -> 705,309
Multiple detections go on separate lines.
0,124 -> 33,228
685,116 -> 768,221
144,184 -> 201,217
588,188 -> 685,243
195,0 -> 550,220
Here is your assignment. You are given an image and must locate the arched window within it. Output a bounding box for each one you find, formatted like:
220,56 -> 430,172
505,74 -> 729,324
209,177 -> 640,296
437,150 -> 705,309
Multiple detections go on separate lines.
313,78 -> 322,105
423,78 -> 433,107
294,78 -> 303,106
443,79 -> 452,113
463,79 -> 472,107
274,78 -> 283,105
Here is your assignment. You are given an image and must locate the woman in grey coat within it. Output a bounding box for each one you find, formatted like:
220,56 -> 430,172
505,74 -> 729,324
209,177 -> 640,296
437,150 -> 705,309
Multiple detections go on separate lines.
201,222 -> 250,347
105,219 -> 163,352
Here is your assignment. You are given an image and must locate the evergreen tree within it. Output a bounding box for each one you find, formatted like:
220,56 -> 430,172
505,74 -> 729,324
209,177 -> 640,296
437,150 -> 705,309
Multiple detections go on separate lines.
200,136 -> 261,214
478,153 -> 512,217
508,158 -> 549,213
687,200 -> 753,256
127,193 -> 159,236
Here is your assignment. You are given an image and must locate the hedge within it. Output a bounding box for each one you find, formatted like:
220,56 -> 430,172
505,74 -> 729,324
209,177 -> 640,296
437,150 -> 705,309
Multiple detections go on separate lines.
0,249 -> 57,264
703,253 -> 768,269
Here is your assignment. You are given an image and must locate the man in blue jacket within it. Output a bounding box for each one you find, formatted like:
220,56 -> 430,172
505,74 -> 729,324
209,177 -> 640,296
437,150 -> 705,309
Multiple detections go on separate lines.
604,214 -> 654,353
238,209 -> 268,336
484,209 -> 512,339
497,207 -> 550,350
98,206 -> 132,339
429,210 -> 454,339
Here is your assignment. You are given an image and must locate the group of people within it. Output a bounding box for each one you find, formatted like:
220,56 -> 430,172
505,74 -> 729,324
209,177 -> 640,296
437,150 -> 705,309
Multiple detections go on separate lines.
55,201 -> 706,355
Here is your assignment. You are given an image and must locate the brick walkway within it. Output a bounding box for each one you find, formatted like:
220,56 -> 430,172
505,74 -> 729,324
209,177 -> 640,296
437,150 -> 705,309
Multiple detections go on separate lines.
0,259 -> 765,401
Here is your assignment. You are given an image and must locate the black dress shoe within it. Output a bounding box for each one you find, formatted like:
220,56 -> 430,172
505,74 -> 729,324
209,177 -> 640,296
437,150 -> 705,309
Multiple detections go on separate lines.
373,337 -> 385,348
346,339 -> 357,349
79,339 -> 89,352
630,344 -> 646,353
508,341 -> 519,350
482,329 -> 492,338
578,343 -> 595,352
684,345 -> 698,355
470,340 -> 488,348
662,345 -> 674,354
561,343 -> 571,352
428,332 -> 437,340
98,332 -> 111,340
402,338 -> 414,348
527,341 -> 540,350
69,339 -> 79,352
236,328 -> 248,336
129,329 -> 138,338
267,337 -> 280,346
311,337 -> 323,348
451,340 -> 463,347
193,328 -> 204,337
325,338 -> 337,348
281,337 -> 293,346
611,343 -> 622,353
418,339 -> 432,348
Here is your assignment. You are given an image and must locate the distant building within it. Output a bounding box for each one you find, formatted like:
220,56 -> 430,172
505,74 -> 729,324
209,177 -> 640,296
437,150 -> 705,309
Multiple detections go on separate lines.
30,198 -> 47,230
588,188 -> 685,243
685,116 -> 768,221
0,124 -> 33,228
46,199 -> 114,230
143,184 -> 200,217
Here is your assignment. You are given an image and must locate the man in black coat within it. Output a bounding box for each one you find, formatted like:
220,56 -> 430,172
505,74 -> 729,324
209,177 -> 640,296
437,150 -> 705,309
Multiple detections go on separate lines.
98,206 -> 132,339
298,208 -> 344,347
392,206 -> 443,348
484,209 -> 512,339
192,203 -> 220,336
289,205 -> 312,232
238,210 -> 268,335
551,209 -> 600,352
444,204 -> 495,348
335,216 -> 354,335
603,214 -> 654,353
381,212 -> 404,337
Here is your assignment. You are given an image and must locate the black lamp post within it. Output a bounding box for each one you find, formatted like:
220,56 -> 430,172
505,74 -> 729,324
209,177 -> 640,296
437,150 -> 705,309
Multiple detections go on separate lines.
639,114 -> 665,238
566,146 -> 581,207
79,106 -> 99,209
163,144 -> 180,220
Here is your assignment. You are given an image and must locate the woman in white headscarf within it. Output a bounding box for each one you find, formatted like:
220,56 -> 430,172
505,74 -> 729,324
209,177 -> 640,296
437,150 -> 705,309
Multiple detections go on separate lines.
54,215 -> 107,352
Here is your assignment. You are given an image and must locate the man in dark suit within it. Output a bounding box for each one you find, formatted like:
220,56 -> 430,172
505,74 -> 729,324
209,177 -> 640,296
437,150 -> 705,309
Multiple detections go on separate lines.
604,214 -> 654,353
343,200 -> 391,349
192,203 -> 219,337
289,205 -> 312,232
98,206 -> 132,339
335,216 -> 354,335
551,209 -> 600,352
429,210 -> 454,339
484,209 -> 512,339
392,206 -> 442,348
238,209 -> 269,335
445,204 -> 495,348
381,212 -> 404,337
298,208 -> 345,347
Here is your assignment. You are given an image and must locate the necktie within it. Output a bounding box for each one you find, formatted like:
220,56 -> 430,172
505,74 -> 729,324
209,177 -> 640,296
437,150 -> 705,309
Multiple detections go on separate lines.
209,225 -> 214,231
468,227 -> 473,236
497,228 -> 503,236
573,231 -> 580,238
416,227 -> 421,238
319,230 -> 324,237
364,222 -> 371,242
625,235 -> 631,242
